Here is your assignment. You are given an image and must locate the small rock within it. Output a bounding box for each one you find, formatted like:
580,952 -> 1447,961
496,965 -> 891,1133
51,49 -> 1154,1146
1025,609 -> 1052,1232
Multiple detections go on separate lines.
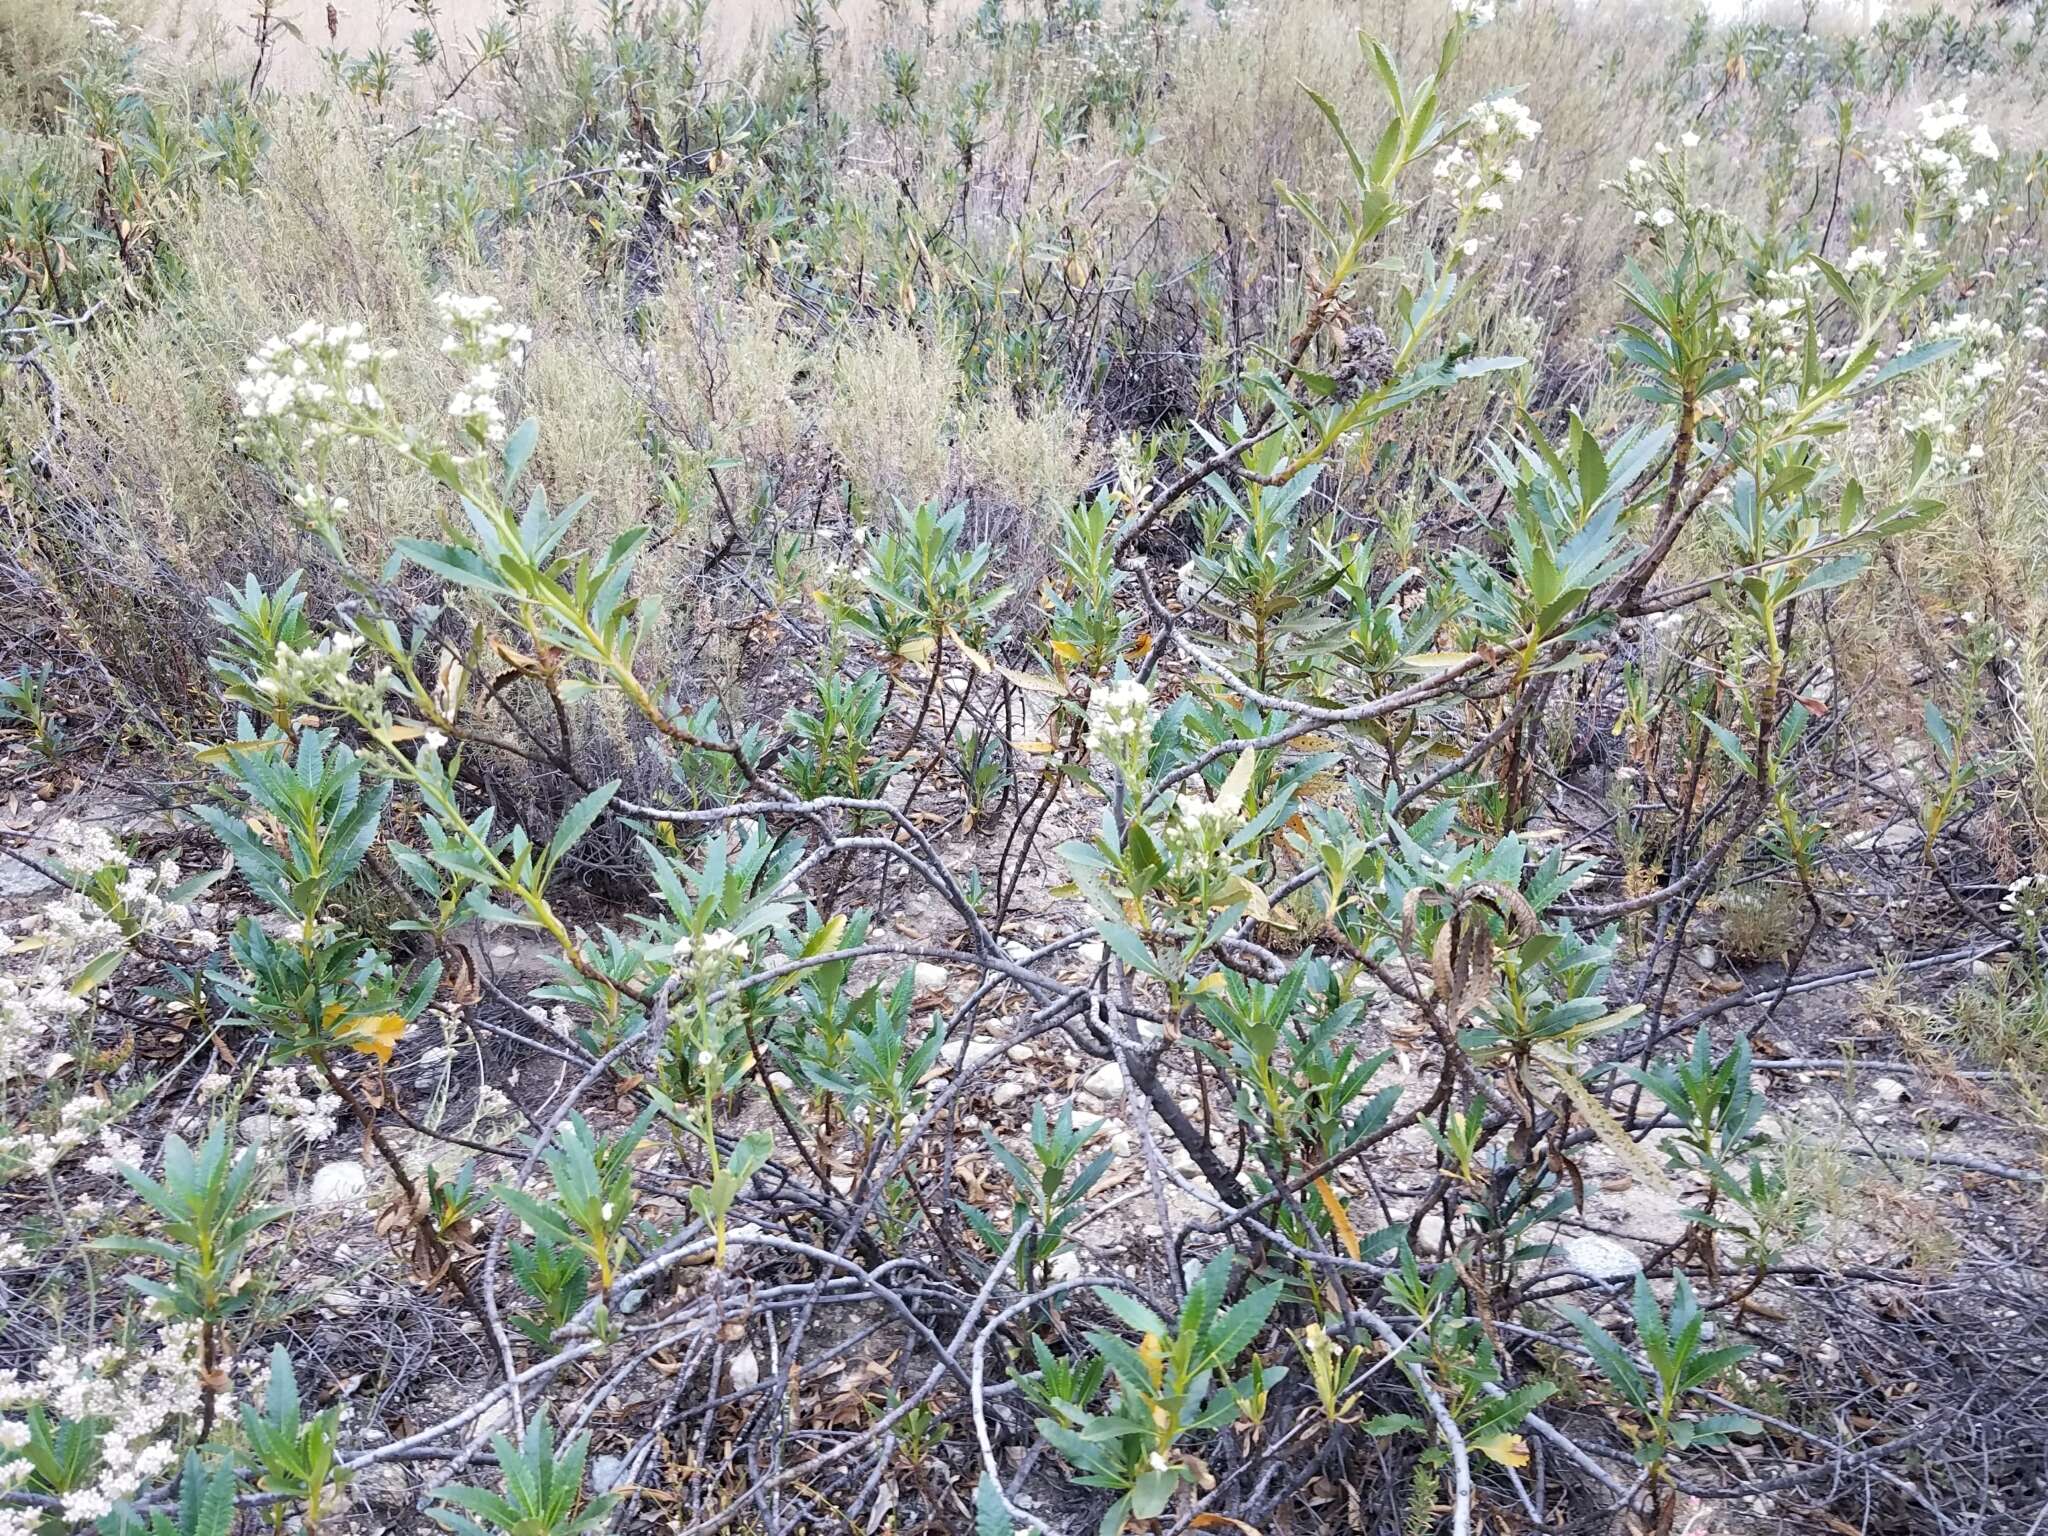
1004,1043 -> 1034,1064
590,1456 -> 632,1495
1079,1061 -> 1124,1102
960,1038 -> 1007,1072
991,1081 -> 1029,1108
913,962 -> 948,992
1048,1250 -> 1081,1282
1559,1234 -> 1642,1281
767,1071 -> 795,1093
308,1161 -> 369,1205
1694,944 -> 1719,969
1872,1076 -> 1911,1105
727,1344 -> 761,1394
1075,941 -> 1106,968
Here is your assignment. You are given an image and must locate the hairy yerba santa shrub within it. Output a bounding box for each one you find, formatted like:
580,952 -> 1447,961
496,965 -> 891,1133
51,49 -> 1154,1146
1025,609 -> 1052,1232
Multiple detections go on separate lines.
4,3 -> 2044,1536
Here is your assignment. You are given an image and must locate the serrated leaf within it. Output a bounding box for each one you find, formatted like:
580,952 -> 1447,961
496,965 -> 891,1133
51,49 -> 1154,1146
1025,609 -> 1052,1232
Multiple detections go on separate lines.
975,1472 -> 1016,1536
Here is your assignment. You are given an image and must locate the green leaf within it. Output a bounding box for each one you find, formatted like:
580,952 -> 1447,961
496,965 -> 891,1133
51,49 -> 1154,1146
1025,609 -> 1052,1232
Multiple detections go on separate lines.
1094,1289 -> 1167,1337
975,1472 -> 1016,1536
1555,1304 -> 1649,1413
1702,717 -> 1754,776
546,781 -> 619,870
1096,921 -> 1163,980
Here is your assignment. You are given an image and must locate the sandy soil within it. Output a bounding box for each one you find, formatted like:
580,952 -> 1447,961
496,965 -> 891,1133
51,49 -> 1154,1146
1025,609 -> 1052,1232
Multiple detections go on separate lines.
143,0 -> 956,88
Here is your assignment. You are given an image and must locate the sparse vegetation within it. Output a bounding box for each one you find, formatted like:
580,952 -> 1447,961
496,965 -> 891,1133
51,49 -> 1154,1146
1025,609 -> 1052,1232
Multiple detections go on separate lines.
4,0 -> 2048,1533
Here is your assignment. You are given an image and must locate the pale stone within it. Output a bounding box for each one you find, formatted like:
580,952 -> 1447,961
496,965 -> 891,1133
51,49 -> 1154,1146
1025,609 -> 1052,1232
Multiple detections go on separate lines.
727,1344 -> 761,1394
1559,1234 -> 1642,1281
1079,1061 -> 1124,1101
308,1161 -> 369,1204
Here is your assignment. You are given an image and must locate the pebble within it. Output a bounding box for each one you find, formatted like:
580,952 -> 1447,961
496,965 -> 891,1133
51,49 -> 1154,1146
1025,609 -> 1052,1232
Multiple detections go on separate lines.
308,1161 -> 369,1205
960,1038 -> 1008,1072
1559,1234 -> 1642,1281
727,1344 -> 761,1394
1079,1061 -> 1124,1101
1872,1076 -> 1911,1105
1005,1043 -> 1034,1064
991,1081 -> 1029,1108
913,962 -> 948,991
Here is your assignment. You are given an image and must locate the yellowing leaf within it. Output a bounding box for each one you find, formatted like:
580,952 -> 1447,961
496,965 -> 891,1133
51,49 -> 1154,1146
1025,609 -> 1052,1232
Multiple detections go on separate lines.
336,1011 -> 407,1065
1217,747 -> 1257,816
1313,1176 -> 1360,1261
1472,1432 -> 1530,1468
1402,651 -> 1480,671
899,636 -> 938,664
999,665 -> 1064,696
1536,1055 -> 1678,1200
1225,876 -> 1272,922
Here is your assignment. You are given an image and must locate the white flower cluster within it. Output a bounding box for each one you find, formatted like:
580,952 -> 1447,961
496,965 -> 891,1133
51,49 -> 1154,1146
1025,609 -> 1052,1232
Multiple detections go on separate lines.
76,8 -> 120,37
1469,96 -> 1542,148
45,819 -> 123,878
0,1093 -> 132,1180
2001,874 -> 2047,922
2,826 -> 199,1098
259,1064 -> 343,1143
1086,677 -> 1155,770
1433,97 -> 1540,257
1163,791 -> 1243,869
1609,133 -> 1703,236
672,927 -> 750,983
1902,313 -> 2009,473
434,291 -> 530,448
0,1323 -> 202,1524
1725,262 -> 1819,370
257,629 -> 387,716
235,321 -> 395,447
1450,0 -> 1516,25
1873,94 -> 2000,224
